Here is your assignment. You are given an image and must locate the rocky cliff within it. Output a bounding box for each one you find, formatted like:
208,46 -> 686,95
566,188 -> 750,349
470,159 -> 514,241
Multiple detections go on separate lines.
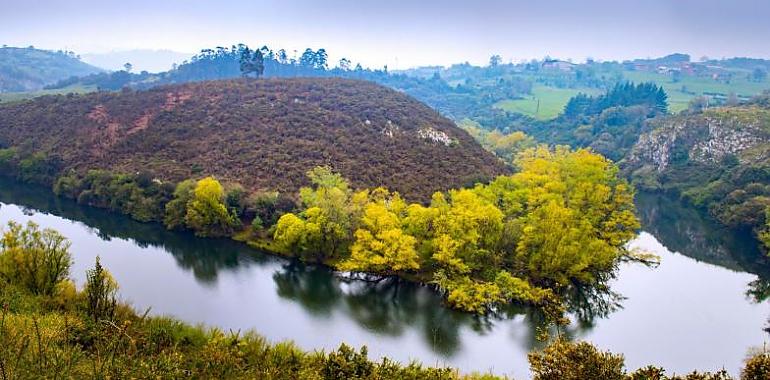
623,101 -> 770,247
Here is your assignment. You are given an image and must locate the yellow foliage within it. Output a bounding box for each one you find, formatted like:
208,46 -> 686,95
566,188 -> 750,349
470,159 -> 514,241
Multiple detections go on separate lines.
341,191 -> 420,273
278,152 -> 640,315
185,177 -> 239,237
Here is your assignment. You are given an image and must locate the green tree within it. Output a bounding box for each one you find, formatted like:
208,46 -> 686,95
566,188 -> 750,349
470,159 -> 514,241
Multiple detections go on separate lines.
83,256 -> 118,322
184,177 -> 240,237
760,207 -> 770,251
239,47 -> 264,78
0,221 -> 72,296
164,179 -> 196,230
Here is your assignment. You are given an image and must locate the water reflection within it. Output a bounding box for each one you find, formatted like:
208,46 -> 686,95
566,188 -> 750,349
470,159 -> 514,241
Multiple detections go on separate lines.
2,177 -> 768,375
635,191 -> 770,333
635,191 -> 770,277
0,176 -> 533,357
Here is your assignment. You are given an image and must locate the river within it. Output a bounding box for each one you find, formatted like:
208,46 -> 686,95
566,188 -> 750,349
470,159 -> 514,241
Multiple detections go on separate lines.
0,177 -> 768,378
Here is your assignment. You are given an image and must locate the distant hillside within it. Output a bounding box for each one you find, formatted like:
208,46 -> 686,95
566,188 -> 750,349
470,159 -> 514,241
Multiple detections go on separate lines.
0,47 -> 103,92
624,95 -> 770,243
81,49 -> 193,73
0,78 -> 507,202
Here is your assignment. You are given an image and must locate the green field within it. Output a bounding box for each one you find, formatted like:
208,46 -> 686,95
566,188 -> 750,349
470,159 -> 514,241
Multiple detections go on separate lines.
623,70 -> 770,113
493,72 -> 770,118
494,85 -> 601,120
0,84 -> 96,103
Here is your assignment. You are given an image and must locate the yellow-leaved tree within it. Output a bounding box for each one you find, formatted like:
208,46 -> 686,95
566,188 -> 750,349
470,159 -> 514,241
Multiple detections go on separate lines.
272,148 -> 642,316
184,177 -> 240,237
340,189 -> 420,273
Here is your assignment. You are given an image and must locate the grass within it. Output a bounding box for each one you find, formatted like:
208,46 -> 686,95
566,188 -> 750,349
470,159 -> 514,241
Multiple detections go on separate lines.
493,71 -> 770,119
494,85 -> 601,120
0,84 -> 96,103
622,70 -> 770,114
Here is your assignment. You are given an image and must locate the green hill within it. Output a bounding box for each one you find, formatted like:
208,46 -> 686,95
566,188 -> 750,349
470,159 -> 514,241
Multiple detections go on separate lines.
0,77 -> 507,202
0,46 -> 103,92
624,96 -> 770,244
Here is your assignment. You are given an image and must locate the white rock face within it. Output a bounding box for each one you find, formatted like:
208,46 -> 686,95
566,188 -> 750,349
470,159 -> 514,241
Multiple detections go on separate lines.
381,120 -> 399,138
690,119 -> 761,162
627,115 -> 764,171
417,127 -> 454,146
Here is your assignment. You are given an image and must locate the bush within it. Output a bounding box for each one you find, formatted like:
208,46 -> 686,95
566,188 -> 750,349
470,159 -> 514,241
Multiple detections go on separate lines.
742,351 -> 770,380
83,256 -> 118,322
528,338 -> 626,380
251,216 -> 264,233
0,221 -> 72,296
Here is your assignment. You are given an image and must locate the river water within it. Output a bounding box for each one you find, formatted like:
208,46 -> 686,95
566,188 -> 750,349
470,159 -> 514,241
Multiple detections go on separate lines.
0,177 -> 768,378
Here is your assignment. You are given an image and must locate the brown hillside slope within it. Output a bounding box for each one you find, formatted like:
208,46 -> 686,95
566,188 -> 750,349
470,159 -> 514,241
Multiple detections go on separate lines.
0,78 -> 507,201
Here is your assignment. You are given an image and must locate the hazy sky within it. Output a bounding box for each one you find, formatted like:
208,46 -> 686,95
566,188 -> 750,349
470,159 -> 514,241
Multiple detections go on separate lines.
3,0 -> 770,69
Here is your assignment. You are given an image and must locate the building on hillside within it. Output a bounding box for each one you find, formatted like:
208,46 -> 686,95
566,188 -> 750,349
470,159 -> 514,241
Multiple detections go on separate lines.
541,59 -> 576,72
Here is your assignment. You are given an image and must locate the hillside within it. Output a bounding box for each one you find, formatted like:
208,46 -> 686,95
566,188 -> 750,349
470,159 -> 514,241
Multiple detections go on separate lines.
0,77 -> 507,202
0,46 -> 103,92
624,96 -> 770,243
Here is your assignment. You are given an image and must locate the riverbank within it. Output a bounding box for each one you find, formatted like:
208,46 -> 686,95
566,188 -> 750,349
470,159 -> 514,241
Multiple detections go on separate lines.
2,217 -> 768,379
2,177 -> 770,375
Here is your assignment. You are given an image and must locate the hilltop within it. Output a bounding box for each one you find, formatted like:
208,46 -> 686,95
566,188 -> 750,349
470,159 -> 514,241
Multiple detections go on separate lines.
0,46 -> 103,92
0,77 -> 506,202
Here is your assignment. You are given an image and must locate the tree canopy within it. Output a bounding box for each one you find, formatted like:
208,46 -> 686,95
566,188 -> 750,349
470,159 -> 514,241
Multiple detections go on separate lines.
274,147 -> 641,315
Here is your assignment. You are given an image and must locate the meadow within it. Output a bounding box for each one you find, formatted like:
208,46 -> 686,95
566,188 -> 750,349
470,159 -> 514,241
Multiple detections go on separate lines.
623,70 -> 770,113
493,85 -> 601,120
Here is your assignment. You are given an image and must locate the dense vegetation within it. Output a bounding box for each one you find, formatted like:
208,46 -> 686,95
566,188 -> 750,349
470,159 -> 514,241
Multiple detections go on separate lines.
0,77 -> 506,202
624,94 -> 770,248
1,221 -> 767,379
0,46 -> 102,92
0,137 -> 643,316
269,147 -> 644,316
487,82 -> 669,161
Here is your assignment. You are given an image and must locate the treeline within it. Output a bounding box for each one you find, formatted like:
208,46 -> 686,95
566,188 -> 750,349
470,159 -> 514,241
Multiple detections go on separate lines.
43,43 -> 533,121
563,82 -> 668,118
484,82 -> 669,161
1,221 -> 768,379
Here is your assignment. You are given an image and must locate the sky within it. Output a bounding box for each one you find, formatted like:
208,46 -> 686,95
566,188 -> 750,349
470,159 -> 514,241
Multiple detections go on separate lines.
2,0 -> 770,70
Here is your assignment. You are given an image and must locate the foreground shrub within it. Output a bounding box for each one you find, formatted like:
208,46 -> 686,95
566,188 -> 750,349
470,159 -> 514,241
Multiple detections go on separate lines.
742,350 -> 770,380
0,221 -> 72,296
528,338 -> 626,380
83,256 -> 118,322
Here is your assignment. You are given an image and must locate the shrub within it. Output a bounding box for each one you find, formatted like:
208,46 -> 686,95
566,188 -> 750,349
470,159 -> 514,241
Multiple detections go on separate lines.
528,338 -> 626,380
83,256 -> 118,322
0,221 -> 72,296
742,350 -> 770,380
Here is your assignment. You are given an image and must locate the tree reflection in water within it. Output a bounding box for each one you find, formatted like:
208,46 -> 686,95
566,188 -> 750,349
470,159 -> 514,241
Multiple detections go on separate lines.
3,177 -> 768,357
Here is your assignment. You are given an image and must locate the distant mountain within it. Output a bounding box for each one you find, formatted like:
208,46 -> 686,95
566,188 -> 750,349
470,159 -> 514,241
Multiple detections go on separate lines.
0,78 -> 507,202
81,49 -> 194,73
0,46 -> 103,92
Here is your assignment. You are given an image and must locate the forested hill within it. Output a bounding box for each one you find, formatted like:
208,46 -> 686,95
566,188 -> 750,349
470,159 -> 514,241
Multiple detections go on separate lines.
0,47 -> 103,92
623,95 -> 770,245
0,77 -> 507,202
